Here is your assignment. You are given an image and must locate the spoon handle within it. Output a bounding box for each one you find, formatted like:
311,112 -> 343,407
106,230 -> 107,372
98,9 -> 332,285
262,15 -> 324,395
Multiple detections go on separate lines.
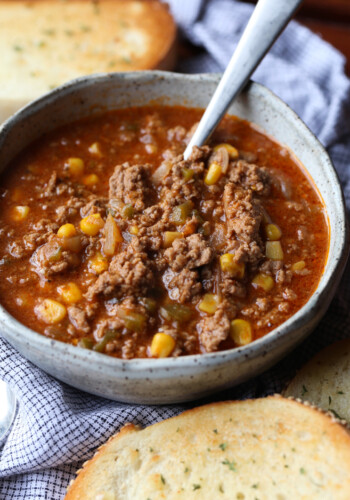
184,0 -> 303,160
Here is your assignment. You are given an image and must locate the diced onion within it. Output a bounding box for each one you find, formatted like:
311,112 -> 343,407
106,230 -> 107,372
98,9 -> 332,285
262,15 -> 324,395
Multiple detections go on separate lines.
151,161 -> 172,183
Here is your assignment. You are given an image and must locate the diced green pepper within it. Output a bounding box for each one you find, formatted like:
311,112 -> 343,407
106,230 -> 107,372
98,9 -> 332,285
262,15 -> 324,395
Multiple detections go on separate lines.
121,204 -> 135,219
142,297 -> 157,314
160,303 -> 193,323
170,201 -> 194,225
78,337 -> 94,349
182,168 -> 194,182
93,330 -> 119,353
117,309 -> 146,333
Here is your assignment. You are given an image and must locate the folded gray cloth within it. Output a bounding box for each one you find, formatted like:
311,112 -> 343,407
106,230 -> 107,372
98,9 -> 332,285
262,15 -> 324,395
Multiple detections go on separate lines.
1,1 -> 350,498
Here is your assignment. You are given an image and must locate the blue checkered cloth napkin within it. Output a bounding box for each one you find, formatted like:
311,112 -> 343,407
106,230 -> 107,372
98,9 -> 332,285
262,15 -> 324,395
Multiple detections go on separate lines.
1,1 -> 350,498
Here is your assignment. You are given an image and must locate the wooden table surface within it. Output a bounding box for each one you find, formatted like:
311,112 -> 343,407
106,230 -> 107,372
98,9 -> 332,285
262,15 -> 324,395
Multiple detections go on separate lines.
247,0 -> 350,74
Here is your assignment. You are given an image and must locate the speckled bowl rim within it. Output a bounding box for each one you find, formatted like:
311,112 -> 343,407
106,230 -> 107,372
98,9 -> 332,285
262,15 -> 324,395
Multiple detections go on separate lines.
0,71 -> 348,376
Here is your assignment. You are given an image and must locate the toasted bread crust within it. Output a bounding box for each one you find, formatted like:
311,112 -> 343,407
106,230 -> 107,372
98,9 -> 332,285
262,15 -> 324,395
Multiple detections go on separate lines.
0,0 -> 177,121
284,338 -> 350,422
65,396 -> 350,499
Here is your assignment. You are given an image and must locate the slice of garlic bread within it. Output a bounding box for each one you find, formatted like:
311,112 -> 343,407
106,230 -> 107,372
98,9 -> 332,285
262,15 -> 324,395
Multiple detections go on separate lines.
0,0 -> 177,122
65,396 -> 350,499
284,338 -> 350,422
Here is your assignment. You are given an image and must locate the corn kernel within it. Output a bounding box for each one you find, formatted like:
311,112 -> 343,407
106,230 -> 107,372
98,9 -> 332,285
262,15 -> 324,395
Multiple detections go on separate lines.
57,223 -> 76,238
58,282 -> 82,304
204,162 -> 222,185
88,142 -> 102,156
12,205 -> 29,221
129,225 -> 139,235
163,231 -> 183,248
11,188 -> 23,202
150,333 -> 175,358
82,173 -> 99,186
214,143 -> 239,159
145,144 -> 158,154
265,224 -> 282,241
292,260 -> 306,272
198,293 -> 220,314
220,253 -> 245,278
35,299 -> 67,324
89,252 -> 108,274
252,273 -> 274,292
80,213 -> 104,236
266,241 -> 284,260
230,319 -> 252,346
66,157 -> 84,176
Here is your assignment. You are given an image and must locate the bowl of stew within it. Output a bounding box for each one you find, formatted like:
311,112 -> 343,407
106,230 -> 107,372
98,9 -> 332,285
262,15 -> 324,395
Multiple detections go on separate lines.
0,71 -> 347,403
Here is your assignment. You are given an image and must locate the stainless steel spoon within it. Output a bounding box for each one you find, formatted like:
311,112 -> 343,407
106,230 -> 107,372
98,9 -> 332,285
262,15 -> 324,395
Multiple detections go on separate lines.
0,380 -> 16,448
184,0 -> 303,159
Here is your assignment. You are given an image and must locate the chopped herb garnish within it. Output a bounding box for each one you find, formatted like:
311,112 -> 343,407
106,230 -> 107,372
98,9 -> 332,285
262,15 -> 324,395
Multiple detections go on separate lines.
291,447 -> 296,452
207,448 -> 211,452
192,484 -> 201,491
176,427 -> 180,432
81,25 -> 92,32
160,475 -> 165,485
219,484 -> 224,493
219,443 -> 227,451
13,45 -> 23,52
300,467 -> 306,475
121,56 -> 132,64
184,467 -> 189,473
301,385 -> 308,396
328,396 -> 332,405
64,29 -> 75,36
252,483 -> 259,489
36,40 -> 46,48
213,429 -> 218,434
108,60 -> 117,68
222,458 -> 236,471
149,447 -> 154,452
337,391 -> 344,395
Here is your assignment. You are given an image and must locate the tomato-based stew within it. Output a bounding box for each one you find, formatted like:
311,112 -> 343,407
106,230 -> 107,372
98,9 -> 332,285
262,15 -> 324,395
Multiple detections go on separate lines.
0,106 -> 328,358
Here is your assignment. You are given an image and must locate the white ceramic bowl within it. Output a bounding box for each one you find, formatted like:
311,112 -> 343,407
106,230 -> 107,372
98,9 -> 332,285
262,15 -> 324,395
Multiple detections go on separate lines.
0,71 -> 348,404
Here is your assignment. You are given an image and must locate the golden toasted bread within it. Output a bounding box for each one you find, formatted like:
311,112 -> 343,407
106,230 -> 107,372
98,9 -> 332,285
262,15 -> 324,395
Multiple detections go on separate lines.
0,0 -> 176,122
65,396 -> 350,499
284,338 -> 350,422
